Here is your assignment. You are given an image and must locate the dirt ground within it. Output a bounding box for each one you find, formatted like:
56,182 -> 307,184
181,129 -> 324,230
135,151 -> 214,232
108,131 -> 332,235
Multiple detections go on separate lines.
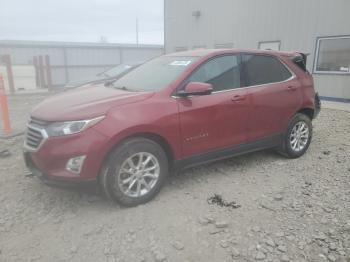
0,94 -> 349,262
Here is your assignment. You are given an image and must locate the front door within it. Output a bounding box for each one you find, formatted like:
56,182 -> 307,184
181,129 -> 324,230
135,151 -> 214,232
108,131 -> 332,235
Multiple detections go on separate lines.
176,55 -> 249,158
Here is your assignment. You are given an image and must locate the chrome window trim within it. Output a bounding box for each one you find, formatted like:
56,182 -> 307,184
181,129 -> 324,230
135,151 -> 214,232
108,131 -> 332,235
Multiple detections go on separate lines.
212,74 -> 296,94
23,124 -> 49,152
171,54 -> 296,99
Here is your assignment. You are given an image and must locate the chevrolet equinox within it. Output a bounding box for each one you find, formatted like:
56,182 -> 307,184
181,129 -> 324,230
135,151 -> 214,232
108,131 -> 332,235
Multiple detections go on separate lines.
24,49 -> 321,206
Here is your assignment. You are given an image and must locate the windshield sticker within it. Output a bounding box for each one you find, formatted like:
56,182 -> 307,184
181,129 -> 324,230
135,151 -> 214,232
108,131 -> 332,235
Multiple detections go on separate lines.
169,60 -> 192,66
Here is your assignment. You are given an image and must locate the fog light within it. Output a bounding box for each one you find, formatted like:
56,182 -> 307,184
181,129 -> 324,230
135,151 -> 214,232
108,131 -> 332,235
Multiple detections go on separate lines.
66,155 -> 86,174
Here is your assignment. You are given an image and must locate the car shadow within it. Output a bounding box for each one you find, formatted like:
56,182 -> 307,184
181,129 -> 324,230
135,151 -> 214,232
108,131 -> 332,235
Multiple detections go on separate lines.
26,148 -> 283,210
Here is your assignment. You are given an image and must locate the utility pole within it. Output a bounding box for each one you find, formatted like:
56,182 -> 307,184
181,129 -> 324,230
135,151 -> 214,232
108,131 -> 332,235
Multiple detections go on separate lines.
136,18 -> 139,46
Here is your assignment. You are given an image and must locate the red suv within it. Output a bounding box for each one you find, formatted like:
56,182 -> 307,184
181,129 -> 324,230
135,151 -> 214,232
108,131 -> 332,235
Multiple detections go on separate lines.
24,49 -> 321,206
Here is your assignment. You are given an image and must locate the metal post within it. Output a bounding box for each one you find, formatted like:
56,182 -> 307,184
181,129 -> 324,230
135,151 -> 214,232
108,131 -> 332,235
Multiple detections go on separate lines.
62,47 -> 69,84
1,55 -> 15,94
33,56 -> 40,87
38,55 -> 45,88
119,48 -> 124,64
45,55 -> 52,90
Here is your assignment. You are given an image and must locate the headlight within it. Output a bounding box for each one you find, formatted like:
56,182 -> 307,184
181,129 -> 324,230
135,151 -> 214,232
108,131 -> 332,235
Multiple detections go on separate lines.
45,116 -> 105,137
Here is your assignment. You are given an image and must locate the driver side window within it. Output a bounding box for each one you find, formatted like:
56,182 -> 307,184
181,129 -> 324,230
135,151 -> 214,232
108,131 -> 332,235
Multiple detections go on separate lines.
188,55 -> 241,91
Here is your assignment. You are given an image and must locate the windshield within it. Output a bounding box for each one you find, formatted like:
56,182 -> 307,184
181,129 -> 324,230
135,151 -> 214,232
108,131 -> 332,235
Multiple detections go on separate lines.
112,56 -> 198,91
101,64 -> 133,77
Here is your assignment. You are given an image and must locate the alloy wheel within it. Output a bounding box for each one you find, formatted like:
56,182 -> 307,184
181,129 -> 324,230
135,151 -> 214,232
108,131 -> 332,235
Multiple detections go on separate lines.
290,121 -> 309,152
116,152 -> 160,198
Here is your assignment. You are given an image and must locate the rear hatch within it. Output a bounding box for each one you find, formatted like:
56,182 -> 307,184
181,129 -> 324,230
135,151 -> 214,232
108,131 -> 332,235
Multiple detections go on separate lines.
290,52 -> 321,118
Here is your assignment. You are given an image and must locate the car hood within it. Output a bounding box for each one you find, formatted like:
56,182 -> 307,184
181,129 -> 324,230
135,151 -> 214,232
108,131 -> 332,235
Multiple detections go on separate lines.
31,84 -> 154,121
64,75 -> 106,88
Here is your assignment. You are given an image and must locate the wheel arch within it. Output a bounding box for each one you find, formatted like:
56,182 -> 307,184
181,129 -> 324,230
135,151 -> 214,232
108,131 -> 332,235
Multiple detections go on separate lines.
123,132 -> 175,166
297,107 -> 314,120
100,131 -> 176,177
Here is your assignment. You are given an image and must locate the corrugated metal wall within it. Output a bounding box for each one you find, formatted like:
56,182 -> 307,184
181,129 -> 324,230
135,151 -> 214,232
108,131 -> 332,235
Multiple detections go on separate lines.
0,41 -> 163,87
0,65 -> 36,91
164,0 -> 350,100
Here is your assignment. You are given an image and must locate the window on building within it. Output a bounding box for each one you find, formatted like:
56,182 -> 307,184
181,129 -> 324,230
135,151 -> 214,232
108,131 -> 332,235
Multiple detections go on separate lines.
258,41 -> 281,51
242,54 -> 292,86
314,36 -> 350,74
214,43 -> 234,49
188,55 -> 240,91
174,46 -> 188,52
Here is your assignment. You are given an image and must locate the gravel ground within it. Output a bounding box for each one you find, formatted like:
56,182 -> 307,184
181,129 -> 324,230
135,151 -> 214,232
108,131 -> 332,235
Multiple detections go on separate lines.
0,94 -> 349,262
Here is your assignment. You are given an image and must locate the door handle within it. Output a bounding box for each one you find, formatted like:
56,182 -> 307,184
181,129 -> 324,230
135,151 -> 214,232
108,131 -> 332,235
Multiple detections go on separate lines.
231,95 -> 246,101
287,86 -> 297,91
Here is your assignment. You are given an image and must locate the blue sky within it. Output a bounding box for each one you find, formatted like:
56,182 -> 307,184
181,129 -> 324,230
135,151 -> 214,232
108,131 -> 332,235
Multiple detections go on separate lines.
0,0 -> 164,44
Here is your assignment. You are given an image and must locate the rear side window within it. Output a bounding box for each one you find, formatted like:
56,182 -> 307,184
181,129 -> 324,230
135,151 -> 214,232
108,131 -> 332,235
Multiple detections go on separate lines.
242,54 -> 292,86
188,55 -> 241,91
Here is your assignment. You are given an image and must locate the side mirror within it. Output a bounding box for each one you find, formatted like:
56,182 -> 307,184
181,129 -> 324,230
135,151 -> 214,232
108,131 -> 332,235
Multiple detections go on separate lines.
178,82 -> 213,97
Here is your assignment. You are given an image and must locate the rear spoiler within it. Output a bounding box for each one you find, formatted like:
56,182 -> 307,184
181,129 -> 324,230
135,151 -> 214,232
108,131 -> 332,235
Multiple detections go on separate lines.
291,52 -> 310,72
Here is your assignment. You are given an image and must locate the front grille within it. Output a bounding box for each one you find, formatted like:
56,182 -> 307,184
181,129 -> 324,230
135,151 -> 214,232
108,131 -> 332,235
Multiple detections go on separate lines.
29,118 -> 48,127
26,127 -> 44,149
25,118 -> 48,150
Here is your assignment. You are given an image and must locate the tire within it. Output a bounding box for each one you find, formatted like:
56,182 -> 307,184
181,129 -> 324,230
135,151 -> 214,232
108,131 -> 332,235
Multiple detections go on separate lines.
278,113 -> 312,159
99,138 -> 168,207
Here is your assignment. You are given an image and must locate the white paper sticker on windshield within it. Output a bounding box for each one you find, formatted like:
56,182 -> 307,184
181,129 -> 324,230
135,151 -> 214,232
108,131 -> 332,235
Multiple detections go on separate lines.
170,60 -> 192,66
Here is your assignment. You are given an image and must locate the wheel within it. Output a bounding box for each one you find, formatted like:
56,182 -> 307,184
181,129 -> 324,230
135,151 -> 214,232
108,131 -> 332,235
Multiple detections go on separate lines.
100,138 -> 168,207
278,113 -> 312,159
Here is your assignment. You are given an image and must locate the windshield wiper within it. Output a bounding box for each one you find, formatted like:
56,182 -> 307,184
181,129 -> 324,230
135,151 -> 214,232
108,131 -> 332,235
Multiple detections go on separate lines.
104,80 -> 115,87
102,72 -> 110,77
112,85 -> 134,91
104,82 -> 136,91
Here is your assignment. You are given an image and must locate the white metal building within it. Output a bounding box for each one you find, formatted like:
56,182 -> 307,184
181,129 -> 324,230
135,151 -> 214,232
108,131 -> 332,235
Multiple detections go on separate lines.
164,0 -> 350,102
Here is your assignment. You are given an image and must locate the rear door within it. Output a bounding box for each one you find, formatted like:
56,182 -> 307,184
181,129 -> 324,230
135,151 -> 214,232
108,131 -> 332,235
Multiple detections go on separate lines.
177,55 -> 249,158
241,54 -> 301,141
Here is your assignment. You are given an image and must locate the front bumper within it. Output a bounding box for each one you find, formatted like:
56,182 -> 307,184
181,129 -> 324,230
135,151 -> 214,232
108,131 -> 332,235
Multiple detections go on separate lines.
23,126 -> 109,183
24,152 -> 97,188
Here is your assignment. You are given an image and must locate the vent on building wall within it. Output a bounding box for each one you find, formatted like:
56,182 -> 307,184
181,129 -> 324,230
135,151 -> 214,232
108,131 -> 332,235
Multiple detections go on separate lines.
215,43 -> 234,49
192,10 -> 201,18
193,45 -> 206,50
175,47 -> 188,52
